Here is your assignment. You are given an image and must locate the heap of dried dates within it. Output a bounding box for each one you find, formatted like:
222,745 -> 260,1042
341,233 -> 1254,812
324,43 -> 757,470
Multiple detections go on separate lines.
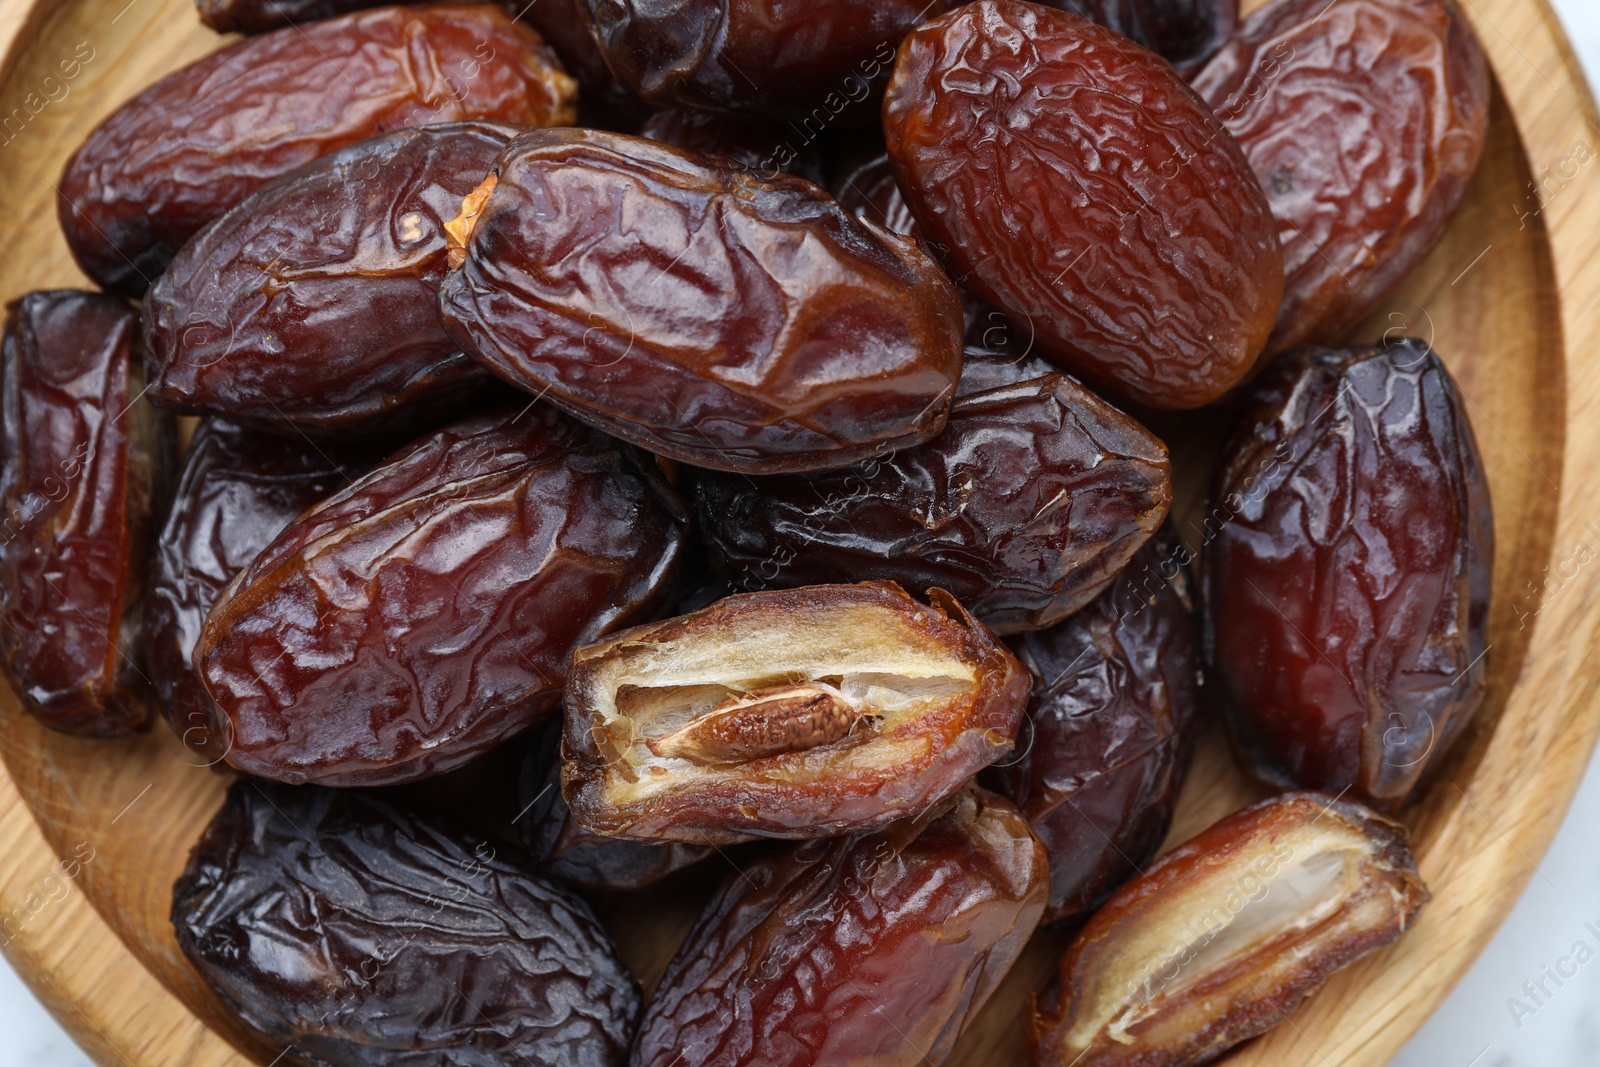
2,0 -> 1494,1063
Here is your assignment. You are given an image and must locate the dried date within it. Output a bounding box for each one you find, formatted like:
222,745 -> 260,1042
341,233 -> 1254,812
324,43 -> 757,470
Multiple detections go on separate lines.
59,4 -> 577,296
142,123 -> 517,438
1031,792 -> 1428,1067
990,532 -> 1199,924
0,292 -> 174,737
1203,340 -> 1492,808
195,0 -> 378,32
174,781 -> 639,1067
1040,0 -> 1237,73
639,109 -> 827,185
1192,0 -> 1489,354
517,725 -> 710,892
438,129 -> 964,474
146,420 -> 371,760
633,787 -> 1047,1067
883,0 -> 1284,409
562,582 -> 1030,843
690,370 -> 1172,634
581,0 -> 942,121
521,0 -> 644,121
197,404 -> 687,786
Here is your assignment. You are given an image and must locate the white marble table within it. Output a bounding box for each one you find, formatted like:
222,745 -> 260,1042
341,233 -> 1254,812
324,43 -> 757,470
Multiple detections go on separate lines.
4,4 -> 1600,1066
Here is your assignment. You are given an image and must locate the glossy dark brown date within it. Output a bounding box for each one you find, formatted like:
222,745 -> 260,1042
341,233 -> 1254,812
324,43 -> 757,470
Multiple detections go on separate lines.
633,788 -> 1047,1067
563,582 -> 1030,843
581,0 -> 941,121
1041,0 -> 1237,73
517,725 -> 710,892
1192,0 -> 1489,354
195,0 -> 376,32
639,109 -> 827,185
197,404 -> 687,786
690,370 -> 1171,634
174,781 -> 639,1067
142,123 -> 515,438
1203,340 -> 1492,808
146,420 -> 370,761
439,129 -> 964,474
0,291 -> 174,737
60,4 -> 576,296
990,533 -> 1199,924
883,0 -> 1284,409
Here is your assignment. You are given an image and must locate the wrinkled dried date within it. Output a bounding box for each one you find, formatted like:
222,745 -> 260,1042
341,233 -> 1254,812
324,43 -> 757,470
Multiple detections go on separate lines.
831,140 -> 921,238
439,129 -> 964,474
884,0 -> 1284,409
563,582 -> 1030,843
517,725 -> 710,892
174,781 -> 639,1067
1192,0 -> 1489,354
1204,340 -> 1492,808
639,109 -> 827,185
1041,0 -> 1237,73
60,4 -> 576,295
0,291 -> 174,737
195,0 -> 377,32
690,370 -> 1172,634
198,404 -> 687,786
1031,792 -> 1428,1067
147,420 -> 371,760
581,0 -> 943,121
990,532 -> 1199,924
633,788 -> 1047,1067
520,0 -> 643,120
143,123 -> 519,438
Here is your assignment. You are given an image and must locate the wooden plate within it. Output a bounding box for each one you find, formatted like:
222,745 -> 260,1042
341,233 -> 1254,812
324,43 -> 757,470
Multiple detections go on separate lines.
0,0 -> 1597,1064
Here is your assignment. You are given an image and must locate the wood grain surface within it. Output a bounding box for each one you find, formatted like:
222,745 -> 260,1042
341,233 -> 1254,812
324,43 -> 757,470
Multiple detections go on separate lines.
0,0 -> 1597,1065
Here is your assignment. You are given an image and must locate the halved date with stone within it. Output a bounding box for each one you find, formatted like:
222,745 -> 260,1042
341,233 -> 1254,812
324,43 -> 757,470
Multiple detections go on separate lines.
1192,0 -> 1488,354
173,781 -> 639,1067
883,0 -> 1284,409
197,403 -> 687,786
439,129 -> 964,474
1040,0 -> 1237,74
1203,340 -> 1492,808
147,420 -> 372,761
518,724 -> 710,892
634,787 -> 1047,1067
581,0 -> 946,121
562,582 -> 1030,843
0,291 -> 174,737
1031,792 -> 1428,1067
59,4 -> 577,296
690,371 -> 1171,634
142,123 -> 518,438
990,532 -> 1199,924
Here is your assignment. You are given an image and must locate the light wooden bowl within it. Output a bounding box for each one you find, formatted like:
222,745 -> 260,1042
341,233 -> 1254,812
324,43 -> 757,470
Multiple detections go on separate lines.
0,0 -> 1597,1063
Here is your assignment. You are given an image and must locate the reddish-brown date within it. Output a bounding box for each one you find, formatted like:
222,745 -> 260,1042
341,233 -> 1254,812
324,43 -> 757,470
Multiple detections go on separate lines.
830,139 -> 920,238
639,109 -> 827,185
632,788 -> 1047,1067
59,4 -> 577,296
1192,0 -> 1489,354
1031,792 -> 1428,1067
883,0 -> 1284,409
990,533 -> 1199,924
174,781 -> 640,1067
581,0 -> 942,121
0,292 -> 174,737
142,124 -> 516,439
562,582 -> 1030,843
1040,0 -> 1238,73
518,725 -> 710,892
689,369 -> 1172,634
439,129 -> 964,474
146,420 -> 371,761
197,404 -> 687,787
522,0 -> 646,120
1203,340 -> 1492,808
